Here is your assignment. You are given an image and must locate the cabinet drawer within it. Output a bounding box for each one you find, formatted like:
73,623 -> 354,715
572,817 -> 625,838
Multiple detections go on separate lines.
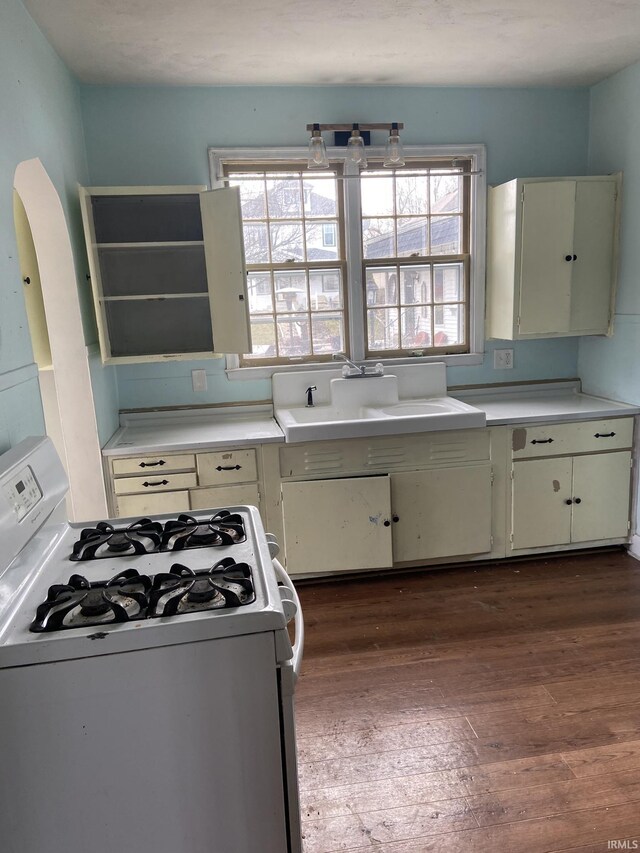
114,472 -> 198,495
197,449 -> 257,486
116,490 -> 190,518
112,453 -> 196,476
511,418 -> 633,458
190,484 -> 260,512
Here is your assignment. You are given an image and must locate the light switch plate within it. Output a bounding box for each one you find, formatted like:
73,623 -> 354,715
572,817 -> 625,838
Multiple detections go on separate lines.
191,369 -> 208,392
493,349 -> 514,369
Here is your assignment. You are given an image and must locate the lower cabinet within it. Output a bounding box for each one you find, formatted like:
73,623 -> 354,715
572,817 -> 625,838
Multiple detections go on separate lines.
511,450 -> 631,551
281,464 -> 493,576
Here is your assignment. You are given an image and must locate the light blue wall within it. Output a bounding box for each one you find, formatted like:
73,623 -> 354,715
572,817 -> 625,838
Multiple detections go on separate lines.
0,0 -> 119,449
81,84 -> 589,409
579,61 -> 640,405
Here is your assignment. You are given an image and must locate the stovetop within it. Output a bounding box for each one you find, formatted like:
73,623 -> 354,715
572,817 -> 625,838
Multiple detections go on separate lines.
0,503 -> 289,667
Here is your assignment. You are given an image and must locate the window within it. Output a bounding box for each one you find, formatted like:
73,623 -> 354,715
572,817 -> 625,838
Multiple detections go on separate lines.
210,146 -> 485,371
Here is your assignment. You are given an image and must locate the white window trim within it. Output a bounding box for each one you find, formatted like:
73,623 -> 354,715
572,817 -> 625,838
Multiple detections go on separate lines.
208,144 -> 486,380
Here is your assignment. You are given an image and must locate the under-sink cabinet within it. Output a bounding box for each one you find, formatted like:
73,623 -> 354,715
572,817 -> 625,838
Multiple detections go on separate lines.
105,447 -> 262,519
278,430 -> 494,576
508,417 -> 633,553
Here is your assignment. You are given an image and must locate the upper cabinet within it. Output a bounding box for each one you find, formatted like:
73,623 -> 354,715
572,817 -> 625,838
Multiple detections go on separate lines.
79,185 -> 251,363
486,175 -> 621,340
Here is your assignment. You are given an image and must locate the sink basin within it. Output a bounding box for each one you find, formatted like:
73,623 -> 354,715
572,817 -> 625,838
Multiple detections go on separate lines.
362,399 -> 469,418
275,395 -> 486,443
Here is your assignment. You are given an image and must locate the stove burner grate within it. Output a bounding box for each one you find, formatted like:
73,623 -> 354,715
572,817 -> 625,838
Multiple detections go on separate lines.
70,519 -> 163,561
29,558 -> 256,632
160,511 -> 246,552
30,569 -> 151,632
148,557 -> 255,617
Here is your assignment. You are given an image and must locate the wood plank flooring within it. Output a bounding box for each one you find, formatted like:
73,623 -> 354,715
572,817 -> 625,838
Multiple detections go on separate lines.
293,550 -> 640,852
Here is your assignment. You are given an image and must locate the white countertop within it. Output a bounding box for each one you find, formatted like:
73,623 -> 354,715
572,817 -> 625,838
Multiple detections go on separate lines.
102,384 -> 640,456
457,382 -> 640,425
102,405 -> 284,456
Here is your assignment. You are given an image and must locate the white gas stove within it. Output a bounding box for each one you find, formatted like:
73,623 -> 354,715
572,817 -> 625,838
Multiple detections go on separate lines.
0,436 -> 303,853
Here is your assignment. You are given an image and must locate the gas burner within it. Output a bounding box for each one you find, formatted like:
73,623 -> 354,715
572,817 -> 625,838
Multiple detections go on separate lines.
160,511 -> 246,552
148,557 -> 255,617
70,519 -> 163,561
30,570 -> 151,632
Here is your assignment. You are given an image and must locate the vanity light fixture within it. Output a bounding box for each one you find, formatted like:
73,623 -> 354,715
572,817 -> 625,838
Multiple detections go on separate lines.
306,122 -> 405,170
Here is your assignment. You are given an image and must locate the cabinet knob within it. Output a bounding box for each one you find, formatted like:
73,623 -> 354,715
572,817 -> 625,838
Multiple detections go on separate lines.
383,519 -> 391,527
574,497 -> 582,504
573,254 -> 577,261
392,515 -> 400,523
565,499 -> 573,505
565,255 -> 572,262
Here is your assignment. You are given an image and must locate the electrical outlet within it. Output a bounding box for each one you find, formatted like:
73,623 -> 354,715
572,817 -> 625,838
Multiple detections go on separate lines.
493,348 -> 514,369
191,369 -> 207,392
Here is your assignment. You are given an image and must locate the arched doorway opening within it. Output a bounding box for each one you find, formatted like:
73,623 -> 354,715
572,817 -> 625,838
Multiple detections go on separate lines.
13,158 -> 107,521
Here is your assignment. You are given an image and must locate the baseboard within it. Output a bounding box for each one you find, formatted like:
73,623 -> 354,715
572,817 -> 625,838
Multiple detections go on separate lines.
627,534 -> 640,561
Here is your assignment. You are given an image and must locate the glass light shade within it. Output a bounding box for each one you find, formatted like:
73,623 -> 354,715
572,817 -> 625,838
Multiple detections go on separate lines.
347,126 -> 367,168
308,127 -> 329,169
383,124 -> 405,167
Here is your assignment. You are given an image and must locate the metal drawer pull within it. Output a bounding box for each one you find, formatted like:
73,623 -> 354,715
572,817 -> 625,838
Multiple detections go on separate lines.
139,460 -> 166,468
531,438 -> 554,444
142,480 -> 169,488
216,465 -> 242,471
594,432 -> 616,438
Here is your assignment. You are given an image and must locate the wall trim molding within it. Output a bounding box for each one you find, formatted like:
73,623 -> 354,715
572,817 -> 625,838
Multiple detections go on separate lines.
0,363 -> 38,393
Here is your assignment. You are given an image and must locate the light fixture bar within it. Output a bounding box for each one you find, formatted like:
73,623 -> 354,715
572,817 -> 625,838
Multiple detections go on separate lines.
305,123 -> 404,132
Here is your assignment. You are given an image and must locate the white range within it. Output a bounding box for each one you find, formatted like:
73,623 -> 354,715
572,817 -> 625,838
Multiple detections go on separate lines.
0,436 -> 303,853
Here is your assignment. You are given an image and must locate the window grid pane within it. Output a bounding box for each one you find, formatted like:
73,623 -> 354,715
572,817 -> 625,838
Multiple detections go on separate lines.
227,166 -> 346,364
361,163 -> 469,356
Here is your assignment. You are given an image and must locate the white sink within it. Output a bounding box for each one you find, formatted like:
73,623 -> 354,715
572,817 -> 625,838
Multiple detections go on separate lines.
272,363 -> 486,443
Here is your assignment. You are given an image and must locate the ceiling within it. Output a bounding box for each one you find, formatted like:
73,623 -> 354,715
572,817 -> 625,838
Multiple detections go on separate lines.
23,0 -> 640,87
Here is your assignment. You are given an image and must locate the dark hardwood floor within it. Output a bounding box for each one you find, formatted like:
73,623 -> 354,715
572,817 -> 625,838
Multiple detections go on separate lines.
293,550 -> 640,852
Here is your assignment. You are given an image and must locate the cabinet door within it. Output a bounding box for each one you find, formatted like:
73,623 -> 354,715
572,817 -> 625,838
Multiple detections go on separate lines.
281,477 -> 393,575
512,457 -> 572,550
518,181 -> 575,335
390,465 -> 492,563
570,180 -> 617,333
571,451 -> 631,542
200,187 -> 251,354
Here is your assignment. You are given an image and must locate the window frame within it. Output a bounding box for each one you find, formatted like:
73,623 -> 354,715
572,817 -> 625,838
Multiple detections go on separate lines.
208,144 -> 486,379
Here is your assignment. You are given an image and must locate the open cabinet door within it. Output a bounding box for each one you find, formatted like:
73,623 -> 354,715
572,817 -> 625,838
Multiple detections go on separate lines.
200,186 -> 251,354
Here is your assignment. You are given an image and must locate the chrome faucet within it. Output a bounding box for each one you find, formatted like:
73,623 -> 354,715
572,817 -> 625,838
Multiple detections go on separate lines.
332,352 -> 366,375
331,352 -> 384,378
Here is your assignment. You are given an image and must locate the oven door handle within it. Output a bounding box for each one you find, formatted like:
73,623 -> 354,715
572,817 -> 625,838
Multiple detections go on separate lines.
272,557 -> 304,681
